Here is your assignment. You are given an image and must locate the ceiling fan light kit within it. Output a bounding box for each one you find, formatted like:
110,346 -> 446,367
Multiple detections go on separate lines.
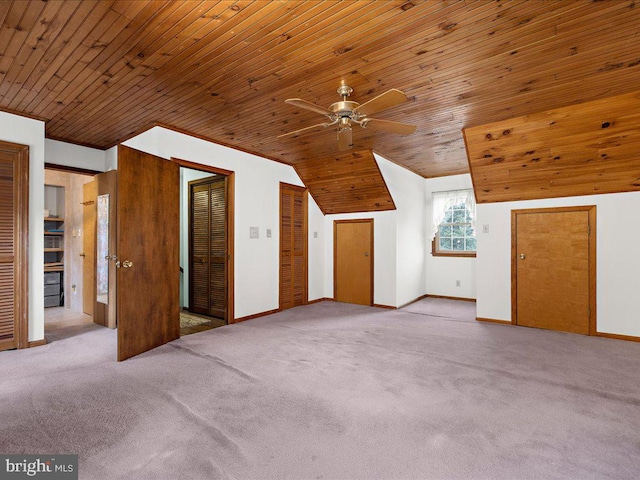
279,85 -> 417,150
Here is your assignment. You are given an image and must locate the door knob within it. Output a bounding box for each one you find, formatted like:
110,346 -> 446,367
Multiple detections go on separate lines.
364,252 -> 369,257
122,260 -> 133,268
520,253 -> 526,260
79,253 -> 86,258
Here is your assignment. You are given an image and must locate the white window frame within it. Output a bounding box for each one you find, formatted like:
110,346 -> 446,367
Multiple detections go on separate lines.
431,189 -> 477,257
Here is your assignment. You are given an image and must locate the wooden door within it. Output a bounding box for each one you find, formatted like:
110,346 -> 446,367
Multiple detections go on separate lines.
189,175 -> 227,320
117,146 -> 180,361
82,180 -> 96,317
0,141 -> 28,351
334,220 -> 373,306
513,206 -> 596,335
280,183 -> 308,310
94,170 -> 117,328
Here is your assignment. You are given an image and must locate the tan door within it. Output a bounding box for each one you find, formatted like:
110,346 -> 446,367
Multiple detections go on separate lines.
116,146 -> 180,361
334,220 -> 373,306
0,141 -> 28,351
280,183 -> 308,310
82,180 -> 96,317
189,175 -> 227,320
513,206 -> 595,335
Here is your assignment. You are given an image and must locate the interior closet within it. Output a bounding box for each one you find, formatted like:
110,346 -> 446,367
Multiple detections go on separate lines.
188,174 -> 228,321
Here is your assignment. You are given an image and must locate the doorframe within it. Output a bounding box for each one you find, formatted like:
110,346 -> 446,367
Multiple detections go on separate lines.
278,182 -> 309,310
333,219 -> 374,306
511,205 -> 596,335
0,140 -> 29,350
171,157 -> 235,324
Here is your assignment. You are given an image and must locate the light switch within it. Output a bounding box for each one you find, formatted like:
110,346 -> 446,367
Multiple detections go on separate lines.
482,224 -> 490,234
314,231 -> 318,238
266,228 -> 272,238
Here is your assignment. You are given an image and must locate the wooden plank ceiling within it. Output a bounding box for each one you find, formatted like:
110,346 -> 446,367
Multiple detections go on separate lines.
1,0 -> 640,180
296,150 -> 395,214
464,90 -> 640,203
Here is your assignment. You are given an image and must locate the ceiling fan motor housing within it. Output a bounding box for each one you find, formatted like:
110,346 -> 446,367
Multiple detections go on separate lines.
329,100 -> 361,119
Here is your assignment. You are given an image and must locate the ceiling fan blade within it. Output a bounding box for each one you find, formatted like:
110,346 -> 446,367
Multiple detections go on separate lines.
353,88 -> 408,116
277,122 -> 332,138
337,127 -> 353,151
361,118 -> 417,135
284,98 -> 333,116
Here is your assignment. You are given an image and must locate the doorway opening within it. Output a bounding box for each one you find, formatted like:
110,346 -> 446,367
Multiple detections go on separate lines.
177,160 -> 235,336
44,167 -> 97,343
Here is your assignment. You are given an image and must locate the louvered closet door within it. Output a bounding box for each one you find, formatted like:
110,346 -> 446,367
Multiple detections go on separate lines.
0,155 -> 16,349
279,184 -> 307,310
189,176 -> 227,320
0,141 -> 27,351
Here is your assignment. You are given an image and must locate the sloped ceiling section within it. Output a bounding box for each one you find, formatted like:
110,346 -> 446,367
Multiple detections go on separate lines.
295,150 -> 395,215
463,90 -> 640,203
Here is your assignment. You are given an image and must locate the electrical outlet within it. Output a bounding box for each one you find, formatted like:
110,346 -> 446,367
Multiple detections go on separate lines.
250,226 -> 259,239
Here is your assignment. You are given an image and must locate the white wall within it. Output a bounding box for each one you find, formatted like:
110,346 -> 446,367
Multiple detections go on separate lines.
307,197 -> 325,302
376,153 -> 427,307
476,191 -> 640,337
0,112 -> 45,342
105,146 -> 118,171
425,174 -> 477,299
123,127 -> 319,319
44,139 -> 106,171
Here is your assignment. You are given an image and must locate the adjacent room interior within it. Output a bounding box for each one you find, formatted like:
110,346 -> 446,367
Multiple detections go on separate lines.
1,1 -> 640,479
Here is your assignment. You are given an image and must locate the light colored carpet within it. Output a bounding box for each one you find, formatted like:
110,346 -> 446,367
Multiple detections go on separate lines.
401,296 -> 476,322
2,301 -> 640,479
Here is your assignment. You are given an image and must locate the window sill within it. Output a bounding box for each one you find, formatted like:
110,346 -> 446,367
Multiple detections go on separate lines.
431,251 -> 476,258
431,238 -> 476,257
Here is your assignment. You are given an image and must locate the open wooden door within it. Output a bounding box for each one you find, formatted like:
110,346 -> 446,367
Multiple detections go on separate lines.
116,146 -> 180,361
82,180 -> 96,317
94,171 -> 118,328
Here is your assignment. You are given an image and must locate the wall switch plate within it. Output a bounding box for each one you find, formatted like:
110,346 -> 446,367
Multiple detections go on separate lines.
266,228 -> 272,238
314,231 -> 318,238
456,280 -> 461,287
250,226 -> 259,239
482,224 -> 490,233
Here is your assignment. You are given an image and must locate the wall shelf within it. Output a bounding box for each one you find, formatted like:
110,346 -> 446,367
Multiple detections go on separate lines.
44,186 -> 65,308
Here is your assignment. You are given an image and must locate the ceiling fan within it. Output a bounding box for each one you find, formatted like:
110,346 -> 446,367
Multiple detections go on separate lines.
278,84 -> 417,150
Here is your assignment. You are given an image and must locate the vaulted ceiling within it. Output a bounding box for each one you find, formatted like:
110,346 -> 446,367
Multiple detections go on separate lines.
1,0 -> 640,179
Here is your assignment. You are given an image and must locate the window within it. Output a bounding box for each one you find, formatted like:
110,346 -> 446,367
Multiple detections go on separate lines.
431,189 -> 476,257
